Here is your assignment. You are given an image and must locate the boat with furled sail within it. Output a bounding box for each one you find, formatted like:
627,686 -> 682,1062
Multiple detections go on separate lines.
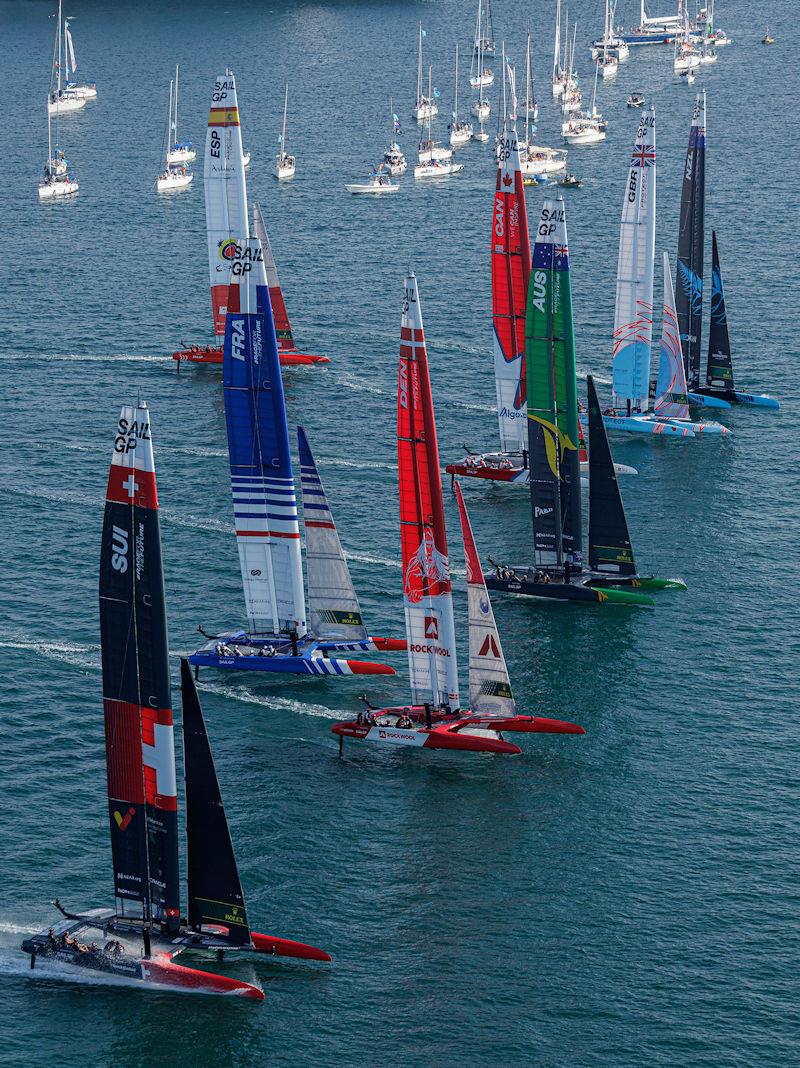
331,274 -> 585,754
413,23 -> 438,121
21,402 -> 330,999
189,239 -> 403,676
274,82 -> 295,180
171,71 -> 326,366
156,74 -> 193,192
38,104 -> 78,200
47,2 -> 88,116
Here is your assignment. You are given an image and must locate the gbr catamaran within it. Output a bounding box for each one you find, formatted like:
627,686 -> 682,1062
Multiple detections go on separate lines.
21,402 -> 330,999
331,274 -> 585,754
172,71 -> 327,367
671,94 -> 777,410
189,237 -> 403,677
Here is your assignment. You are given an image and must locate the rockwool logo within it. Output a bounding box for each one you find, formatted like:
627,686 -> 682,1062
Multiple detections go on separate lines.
424,615 -> 439,640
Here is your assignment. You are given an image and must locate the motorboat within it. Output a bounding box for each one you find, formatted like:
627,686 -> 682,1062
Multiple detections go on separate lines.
563,118 -> 607,144
627,93 -> 645,107
558,172 -> 584,187
471,97 -> 490,120
346,173 -> 399,194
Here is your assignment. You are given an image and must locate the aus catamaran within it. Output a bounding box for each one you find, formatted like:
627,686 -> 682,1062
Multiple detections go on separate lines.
331,274 -> 585,754
21,402 -> 330,999
669,93 -> 777,410
172,71 -> 327,367
189,236 -> 403,677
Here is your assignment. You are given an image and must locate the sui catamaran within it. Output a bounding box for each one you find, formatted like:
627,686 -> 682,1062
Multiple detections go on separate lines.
671,94 -> 777,409
172,71 -> 327,366
446,123 -> 634,486
484,198 -> 655,606
189,237 -> 403,677
331,274 -> 585,754
21,403 -> 330,999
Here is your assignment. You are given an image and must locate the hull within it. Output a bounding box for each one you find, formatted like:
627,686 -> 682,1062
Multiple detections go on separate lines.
485,571 -> 655,605
446,455 -> 637,484
189,632 -> 396,676
157,174 -> 193,192
39,181 -> 79,200
592,413 -> 696,438
589,575 -> 687,591
619,31 -> 675,45
691,387 -> 779,410
171,345 -> 328,366
345,182 -> 398,194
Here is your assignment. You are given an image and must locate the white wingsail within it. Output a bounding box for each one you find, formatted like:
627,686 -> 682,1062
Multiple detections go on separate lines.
612,106 -> 656,413
454,483 -> 516,717
297,426 -> 368,642
205,71 -> 249,338
653,252 -> 690,420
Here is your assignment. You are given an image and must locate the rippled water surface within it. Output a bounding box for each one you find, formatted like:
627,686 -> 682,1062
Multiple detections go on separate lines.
2,0 -> 799,1064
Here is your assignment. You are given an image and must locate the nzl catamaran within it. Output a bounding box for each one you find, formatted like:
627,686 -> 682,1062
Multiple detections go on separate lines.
331,274 -> 585,754
22,403 -> 330,999
189,237 -> 404,677
172,71 -> 326,367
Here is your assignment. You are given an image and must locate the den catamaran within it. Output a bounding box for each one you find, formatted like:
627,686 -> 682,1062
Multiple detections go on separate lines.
671,94 -> 778,410
21,403 -> 330,999
172,71 -> 326,367
189,239 -> 403,677
331,274 -> 584,754
484,198 -> 655,607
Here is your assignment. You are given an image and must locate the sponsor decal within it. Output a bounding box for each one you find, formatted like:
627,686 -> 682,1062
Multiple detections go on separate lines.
531,269 -> 547,312
478,595 -> 490,616
210,129 -> 221,158
113,807 -> 136,831
409,642 -> 451,656
230,318 -> 246,361
478,633 -> 501,658
111,525 -> 129,573
404,528 -> 450,601
218,238 -> 239,262
134,521 -> 145,580
424,615 -> 439,640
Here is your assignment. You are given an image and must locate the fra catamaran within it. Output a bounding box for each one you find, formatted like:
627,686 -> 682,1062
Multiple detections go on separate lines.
172,71 -> 326,367
21,403 -> 330,999
331,274 -> 584,754
189,237 -> 403,677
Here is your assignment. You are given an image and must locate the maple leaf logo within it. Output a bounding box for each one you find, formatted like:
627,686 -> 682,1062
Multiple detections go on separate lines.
502,172 -> 512,187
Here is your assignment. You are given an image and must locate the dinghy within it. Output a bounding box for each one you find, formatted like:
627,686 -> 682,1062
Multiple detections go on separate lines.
331,275 -> 585,755
189,241 -> 402,676
21,403 -> 330,999
485,198 -> 653,607
171,72 -> 326,366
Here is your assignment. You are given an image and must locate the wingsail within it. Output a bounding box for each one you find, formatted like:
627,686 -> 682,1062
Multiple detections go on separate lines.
587,376 -> 637,577
653,252 -> 690,419
705,230 -> 734,390
676,92 -> 706,389
253,201 -> 296,353
612,107 -> 656,412
398,274 -> 459,710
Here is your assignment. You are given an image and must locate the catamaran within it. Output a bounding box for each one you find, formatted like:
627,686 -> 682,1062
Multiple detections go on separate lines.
189,239 -> 403,676
274,82 -> 295,180
21,402 -> 330,999
156,74 -> 193,192
47,3 -> 90,115
671,97 -> 778,409
450,45 -> 473,146
413,24 -> 438,121
331,275 -> 585,754
484,197 -> 654,607
38,103 -> 78,200
171,72 -> 326,366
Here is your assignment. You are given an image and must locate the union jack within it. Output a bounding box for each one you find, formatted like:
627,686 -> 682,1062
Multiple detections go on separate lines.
631,144 -> 656,167
554,244 -> 569,257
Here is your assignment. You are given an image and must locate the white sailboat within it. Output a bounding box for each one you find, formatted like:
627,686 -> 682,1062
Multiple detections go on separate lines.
469,4 -> 495,93
274,82 -> 295,180
384,100 -> 407,174
48,1 -> 86,115
450,45 -> 473,146
522,30 -> 539,129
598,0 -> 619,76
157,76 -> 193,192
38,102 -> 78,200
473,0 -> 497,57
165,65 -> 195,164
552,0 -> 564,96
560,24 -> 583,113
413,24 -> 438,121
418,67 -> 452,162
470,27 -> 491,121
61,16 -> 96,99
562,62 -> 607,144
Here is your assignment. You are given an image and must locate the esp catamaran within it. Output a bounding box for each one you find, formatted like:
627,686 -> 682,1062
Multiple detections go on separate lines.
172,71 -> 326,367
21,403 -> 330,999
331,275 -> 585,754
189,239 -> 403,676
671,94 -> 777,410
446,123 -> 635,486
485,198 -> 654,606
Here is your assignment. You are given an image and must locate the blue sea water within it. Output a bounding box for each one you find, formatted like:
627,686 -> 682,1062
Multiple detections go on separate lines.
2,0 -> 799,1064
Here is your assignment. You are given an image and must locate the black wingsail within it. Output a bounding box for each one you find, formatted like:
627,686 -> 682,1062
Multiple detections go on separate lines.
100,404 -> 181,932
587,376 -> 637,577
181,659 -> 251,946
705,231 -> 735,391
675,92 -> 706,390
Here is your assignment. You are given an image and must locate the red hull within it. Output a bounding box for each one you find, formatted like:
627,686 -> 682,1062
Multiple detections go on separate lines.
171,346 -> 329,366
345,660 -> 396,676
445,462 -> 522,483
251,930 -> 332,962
369,636 -> 408,652
142,956 -> 264,999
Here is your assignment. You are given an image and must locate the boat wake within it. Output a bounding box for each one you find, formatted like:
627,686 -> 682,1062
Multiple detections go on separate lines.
195,679 -> 340,720
0,636 -> 101,671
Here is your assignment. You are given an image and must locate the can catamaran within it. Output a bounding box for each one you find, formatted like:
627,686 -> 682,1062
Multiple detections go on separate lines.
672,95 -> 777,410
172,71 -> 326,367
485,198 -> 654,606
21,403 -> 330,999
446,124 -> 634,486
331,275 -> 585,754
189,238 -> 403,676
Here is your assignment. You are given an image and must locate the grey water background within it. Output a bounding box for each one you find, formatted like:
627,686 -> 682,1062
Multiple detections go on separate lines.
1,0 -> 799,1064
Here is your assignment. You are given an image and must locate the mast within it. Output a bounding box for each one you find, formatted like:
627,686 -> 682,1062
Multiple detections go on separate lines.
100,402 -> 180,933
493,115 -> 531,455
453,44 -> 459,126
57,0 -> 63,97
553,0 -> 561,84
280,81 -> 289,159
165,79 -> 173,166
182,660 -> 250,945
587,376 -> 637,577
706,231 -> 734,390
417,23 -> 424,107
398,273 -> 459,711
204,70 -> 249,337
173,64 -> 179,148
612,106 -> 657,413
676,91 -> 706,390
471,2 -> 480,84
223,235 -> 306,637
526,197 -> 582,572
